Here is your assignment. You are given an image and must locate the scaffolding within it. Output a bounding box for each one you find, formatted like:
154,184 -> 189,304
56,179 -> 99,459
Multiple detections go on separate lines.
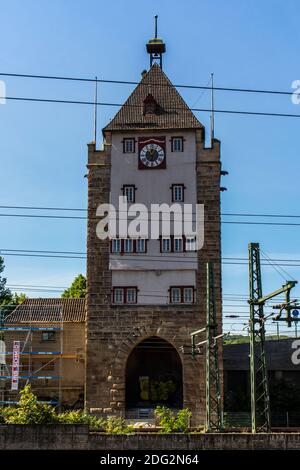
0,304 -> 64,407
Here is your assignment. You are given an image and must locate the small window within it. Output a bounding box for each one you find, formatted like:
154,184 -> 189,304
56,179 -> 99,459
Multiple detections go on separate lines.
111,239 -> 121,253
171,184 -> 185,202
171,137 -> 184,152
170,287 -> 181,304
113,288 -> 124,304
186,237 -> 196,252
162,238 -> 171,253
112,287 -> 137,304
136,239 -> 146,253
122,185 -> 136,203
174,238 -> 183,252
41,331 -> 56,342
126,288 -> 137,304
124,239 -> 133,253
183,287 -> 194,303
170,286 -> 195,304
123,138 -> 135,153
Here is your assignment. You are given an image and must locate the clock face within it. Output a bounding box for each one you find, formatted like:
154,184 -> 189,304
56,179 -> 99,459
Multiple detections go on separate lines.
138,137 -> 166,169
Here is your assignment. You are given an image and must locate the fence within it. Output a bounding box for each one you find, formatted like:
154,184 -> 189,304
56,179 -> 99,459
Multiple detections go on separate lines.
224,411 -> 300,428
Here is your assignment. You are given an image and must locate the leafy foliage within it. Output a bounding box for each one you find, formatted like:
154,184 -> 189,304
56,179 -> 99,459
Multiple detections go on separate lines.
0,386 -> 133,433
105,416 -> 134,434
61,274 -> 87,299
57,410 -> 105,430
155,406 -> 191,433
1,292 -> 27,306
0,257 -> 12,305
2,385 -> 57,424
139,376 -> 177,401
223,334 -> 289,345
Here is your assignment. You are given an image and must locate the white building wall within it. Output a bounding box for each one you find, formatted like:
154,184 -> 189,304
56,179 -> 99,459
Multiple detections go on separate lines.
109,130 -> 197,300
113,270 -> 196,305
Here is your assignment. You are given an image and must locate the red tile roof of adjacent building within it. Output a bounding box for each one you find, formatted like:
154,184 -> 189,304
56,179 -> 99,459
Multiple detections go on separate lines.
5,298 -> 86,323
103,63 -> 203,132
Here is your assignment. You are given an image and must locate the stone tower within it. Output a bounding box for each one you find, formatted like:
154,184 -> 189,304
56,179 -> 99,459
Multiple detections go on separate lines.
85,40 -> 223,425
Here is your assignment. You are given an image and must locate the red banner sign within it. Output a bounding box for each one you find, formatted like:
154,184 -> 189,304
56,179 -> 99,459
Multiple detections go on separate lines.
11,340 -> 20,391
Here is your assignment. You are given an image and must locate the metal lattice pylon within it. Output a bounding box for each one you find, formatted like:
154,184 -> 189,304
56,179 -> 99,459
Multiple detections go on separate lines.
205,262 -> 222,431
248,243 -> 271,433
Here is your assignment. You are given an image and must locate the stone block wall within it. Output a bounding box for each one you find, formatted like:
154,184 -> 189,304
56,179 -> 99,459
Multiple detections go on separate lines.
85,129 -> 223,426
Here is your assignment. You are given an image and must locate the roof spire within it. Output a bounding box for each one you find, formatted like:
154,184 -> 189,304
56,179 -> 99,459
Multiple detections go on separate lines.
146,15 -> 166,69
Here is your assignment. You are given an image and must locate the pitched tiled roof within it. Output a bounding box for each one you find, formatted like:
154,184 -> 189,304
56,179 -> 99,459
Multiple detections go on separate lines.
103,64 -> 203,132
5,298 -> 86,323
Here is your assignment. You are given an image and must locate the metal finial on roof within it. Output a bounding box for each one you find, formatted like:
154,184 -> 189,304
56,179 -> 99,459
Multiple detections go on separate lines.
146,15 -> 166,69
154,14 -> 158,38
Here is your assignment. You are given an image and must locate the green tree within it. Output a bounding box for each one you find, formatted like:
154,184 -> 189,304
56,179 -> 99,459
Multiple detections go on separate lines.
0,257 -> 11,305
1,292 -> 27,306
61,274 -> 87,299
2,385 -> 57,424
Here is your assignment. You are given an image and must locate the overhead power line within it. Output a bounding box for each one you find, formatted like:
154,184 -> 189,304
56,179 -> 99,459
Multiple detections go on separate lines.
1,249 -> 300,268
2,95 -> 300,119
2,212 -> 300,226
0,205 -> 87,212
2,248 -> 300,264
3,205 -> 300,220
0,71 -> 295,96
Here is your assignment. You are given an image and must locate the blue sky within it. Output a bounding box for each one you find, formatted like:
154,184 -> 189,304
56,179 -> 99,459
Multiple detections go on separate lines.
0,0 -> 300,335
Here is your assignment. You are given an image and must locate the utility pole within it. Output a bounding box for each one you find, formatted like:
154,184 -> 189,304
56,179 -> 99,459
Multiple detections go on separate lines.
210,73 -> 215,146
248,242 -> 297,433
190,262 -> 223,432
205,261 -> 222,431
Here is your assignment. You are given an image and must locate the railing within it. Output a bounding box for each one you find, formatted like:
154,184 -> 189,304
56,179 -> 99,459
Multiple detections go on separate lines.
224,411 -> 300,428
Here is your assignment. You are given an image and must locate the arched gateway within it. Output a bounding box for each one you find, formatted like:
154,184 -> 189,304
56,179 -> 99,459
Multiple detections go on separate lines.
125,336 -> 183,418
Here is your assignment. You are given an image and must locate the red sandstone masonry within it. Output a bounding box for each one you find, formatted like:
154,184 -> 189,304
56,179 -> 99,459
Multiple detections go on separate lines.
85,128 -> 223,426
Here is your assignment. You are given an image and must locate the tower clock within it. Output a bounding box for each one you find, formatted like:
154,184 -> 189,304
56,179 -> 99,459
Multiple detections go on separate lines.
138,137 -> 166,169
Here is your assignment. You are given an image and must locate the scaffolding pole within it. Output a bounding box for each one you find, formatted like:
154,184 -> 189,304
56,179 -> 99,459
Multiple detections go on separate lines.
0,304 -> 64,406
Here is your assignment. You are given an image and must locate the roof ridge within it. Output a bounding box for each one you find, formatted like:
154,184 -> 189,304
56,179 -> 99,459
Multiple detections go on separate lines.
103,65 -> 203,132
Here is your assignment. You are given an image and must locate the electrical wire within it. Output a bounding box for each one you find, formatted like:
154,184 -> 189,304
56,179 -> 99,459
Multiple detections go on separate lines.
3,212 -> 300,228
3,205 -> 300,220
1,95 -> 300,119
0,71 -> 296,96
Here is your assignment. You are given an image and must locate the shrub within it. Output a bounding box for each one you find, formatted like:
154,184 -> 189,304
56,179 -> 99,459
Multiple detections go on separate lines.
155,406 -> 191,433
0,386 -> 134,434
3,385 -> 57,424
105,416 -> 134,434
57,410 -> 105,431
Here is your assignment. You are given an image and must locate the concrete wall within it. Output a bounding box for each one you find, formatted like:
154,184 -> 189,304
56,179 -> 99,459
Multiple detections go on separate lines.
1,425 -> 300,450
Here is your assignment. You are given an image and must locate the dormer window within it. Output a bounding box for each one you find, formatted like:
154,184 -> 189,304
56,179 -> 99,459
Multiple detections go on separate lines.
143,94 -> 159,115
